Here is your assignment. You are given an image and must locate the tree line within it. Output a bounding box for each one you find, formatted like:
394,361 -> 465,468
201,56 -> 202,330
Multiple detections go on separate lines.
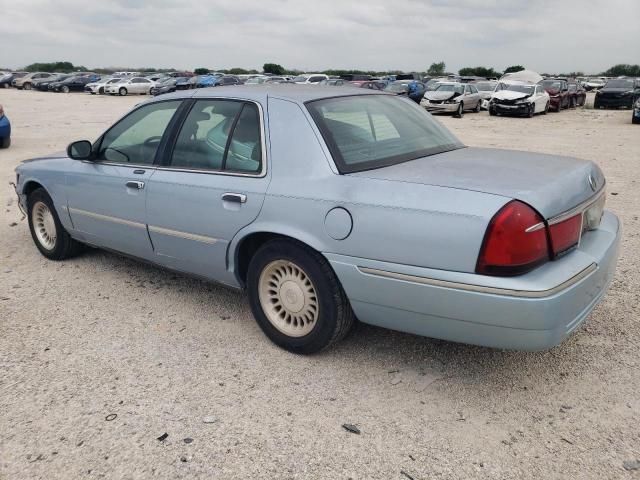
18,61 -> 640,79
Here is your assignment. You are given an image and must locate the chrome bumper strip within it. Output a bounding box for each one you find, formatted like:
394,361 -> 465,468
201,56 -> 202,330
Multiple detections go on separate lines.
147,225 -> 218,245
68,207 -> 146,229
358,263 -> 597,299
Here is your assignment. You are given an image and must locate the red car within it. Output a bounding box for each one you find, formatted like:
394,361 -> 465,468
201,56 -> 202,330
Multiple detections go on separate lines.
568,81 -> 587,107
540,79 -> 570,111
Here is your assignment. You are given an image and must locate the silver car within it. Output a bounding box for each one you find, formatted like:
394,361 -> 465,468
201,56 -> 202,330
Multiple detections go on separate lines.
105,77 -> 155,96
421,82 -> 482,115
14,86 -> 620,353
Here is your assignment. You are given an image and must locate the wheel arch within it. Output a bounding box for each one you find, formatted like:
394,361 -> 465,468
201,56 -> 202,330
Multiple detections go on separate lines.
230,227 -> 328,288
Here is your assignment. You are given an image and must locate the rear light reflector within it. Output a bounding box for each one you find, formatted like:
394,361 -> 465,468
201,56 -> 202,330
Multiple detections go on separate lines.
476,201 -> 550,276
548,214 -> 582,256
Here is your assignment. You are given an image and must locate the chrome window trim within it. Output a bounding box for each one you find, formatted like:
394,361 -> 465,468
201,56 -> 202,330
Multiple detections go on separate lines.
358,263 -> 597,299
147,225 -> 218,245
68,207 -> 146,229
161,98 -> 268,178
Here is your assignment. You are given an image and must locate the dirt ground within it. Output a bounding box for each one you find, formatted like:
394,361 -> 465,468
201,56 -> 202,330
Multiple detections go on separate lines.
0,89 -> 638,480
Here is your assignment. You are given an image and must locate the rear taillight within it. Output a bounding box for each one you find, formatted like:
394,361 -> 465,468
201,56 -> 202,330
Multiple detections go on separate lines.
548,214 -> 582,257
476,201 -> 550,276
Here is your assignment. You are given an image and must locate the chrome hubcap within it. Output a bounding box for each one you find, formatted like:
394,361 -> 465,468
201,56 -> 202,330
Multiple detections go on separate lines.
258,260 -> 318,337
32,201 -> 57,250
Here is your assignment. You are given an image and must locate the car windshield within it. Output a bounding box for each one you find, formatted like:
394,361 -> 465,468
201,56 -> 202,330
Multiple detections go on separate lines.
605,79 -> 633,88
384,83 -> 409,93
436,84 -> 464,94
292,76 -> 308,82
498,83 -> 534,94
307,95 -> 463,173
542,80 -> 563,90
475,82 -> 496,91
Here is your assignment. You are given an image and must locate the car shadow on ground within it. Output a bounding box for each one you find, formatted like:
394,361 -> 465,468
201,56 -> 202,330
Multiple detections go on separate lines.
77,246 -> 593,387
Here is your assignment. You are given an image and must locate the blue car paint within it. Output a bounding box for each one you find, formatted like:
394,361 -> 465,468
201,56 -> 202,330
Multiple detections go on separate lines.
13,86 -> 621,350
0,114 -> 10,140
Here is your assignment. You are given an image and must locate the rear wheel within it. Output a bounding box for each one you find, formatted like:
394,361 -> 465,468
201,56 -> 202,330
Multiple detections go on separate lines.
119,87 -> 127,96
594,98 -> 600,109
633,115 -> 640,124
474,101 -> 481,113
247,239 -> 354,354
27,188 -> 82,260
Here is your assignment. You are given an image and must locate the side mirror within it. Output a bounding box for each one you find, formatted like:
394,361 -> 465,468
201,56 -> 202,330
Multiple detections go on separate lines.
67,140 -> 93,160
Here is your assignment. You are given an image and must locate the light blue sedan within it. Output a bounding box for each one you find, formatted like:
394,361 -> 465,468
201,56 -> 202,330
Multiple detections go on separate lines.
14,86 -> 620,353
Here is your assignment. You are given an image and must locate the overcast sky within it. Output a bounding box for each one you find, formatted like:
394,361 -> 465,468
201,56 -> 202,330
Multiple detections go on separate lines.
0,0 -> 638,74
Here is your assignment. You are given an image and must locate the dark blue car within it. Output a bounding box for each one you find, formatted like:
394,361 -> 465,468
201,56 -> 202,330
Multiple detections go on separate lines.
0,104 -> 10,149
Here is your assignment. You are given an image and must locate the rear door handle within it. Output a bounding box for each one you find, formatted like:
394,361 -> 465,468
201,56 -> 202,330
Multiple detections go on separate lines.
126,181 -> 145,190
222,193 -> 247,204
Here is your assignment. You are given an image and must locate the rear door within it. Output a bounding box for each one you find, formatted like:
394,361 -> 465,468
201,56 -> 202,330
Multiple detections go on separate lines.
66,99 -> 183,260
145,98 -> 270,285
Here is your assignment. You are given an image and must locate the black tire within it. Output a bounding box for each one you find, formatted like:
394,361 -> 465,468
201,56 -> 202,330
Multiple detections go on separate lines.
27,188 -> 82,260
99,87 -> 104,94
542,102 -> 549,115
527,103 -> 535,117
455,102 -> 464,117
474,101 -> 481,113
61,85 -> 69,93
119,87 -> 127,96
489,107 -> 497,116
594,99 -> 600,109
247,239 -> 354,354
24,83 -> 32,91
633,115 -> 640,124
0,136 -> 10,149
569,97 -> 576,108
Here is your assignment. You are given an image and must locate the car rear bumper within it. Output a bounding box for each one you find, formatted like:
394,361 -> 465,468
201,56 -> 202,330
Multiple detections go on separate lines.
326,211 -> 621,350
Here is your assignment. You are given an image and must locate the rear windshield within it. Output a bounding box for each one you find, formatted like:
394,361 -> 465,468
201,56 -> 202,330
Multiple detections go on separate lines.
306,95 -> 463,173
605,79 -> 633,88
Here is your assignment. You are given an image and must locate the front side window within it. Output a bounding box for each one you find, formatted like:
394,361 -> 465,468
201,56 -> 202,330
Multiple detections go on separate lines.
170,100 -> 262,173
96,100 -> 181,165
307,95 -> 463,173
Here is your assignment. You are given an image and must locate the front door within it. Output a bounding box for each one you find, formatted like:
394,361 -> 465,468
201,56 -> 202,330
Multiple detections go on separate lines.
146,98 -> 270,286
66,99 -> 182,260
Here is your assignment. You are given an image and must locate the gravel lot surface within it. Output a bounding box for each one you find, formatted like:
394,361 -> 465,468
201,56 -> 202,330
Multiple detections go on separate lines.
1,90 -> 639,480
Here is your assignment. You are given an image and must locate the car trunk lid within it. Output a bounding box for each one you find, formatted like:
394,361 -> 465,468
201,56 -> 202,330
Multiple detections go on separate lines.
348,147 -> 604,219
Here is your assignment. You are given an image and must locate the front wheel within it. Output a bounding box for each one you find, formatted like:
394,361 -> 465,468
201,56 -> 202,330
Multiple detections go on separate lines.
27,188 -> 82,260
527,103 -> 535,117
0,136 -> 10,148
489,106 -> 497,116
24,83 -> 32,91
455,102 -> 464,117
247,239 -> 354,354
119,87 -> 127,96
61,85 -> 69,93
594,99 -> 600,109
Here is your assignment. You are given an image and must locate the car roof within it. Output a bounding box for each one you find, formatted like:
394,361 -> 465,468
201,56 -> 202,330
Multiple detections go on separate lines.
147,84 -> 386,104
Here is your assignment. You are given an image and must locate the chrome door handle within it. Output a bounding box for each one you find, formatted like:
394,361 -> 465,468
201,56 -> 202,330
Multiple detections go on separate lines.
222,193 -> 247,204
126,181 -> 145,190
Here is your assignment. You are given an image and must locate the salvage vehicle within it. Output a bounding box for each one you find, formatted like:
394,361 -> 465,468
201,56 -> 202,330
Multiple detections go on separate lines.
14,86 -> 620,353
85,77 -> 121,95
594,78 -> 638,109
150,77 -> 187,96
175,77 -> 192,90
540,79 -> 570,111
348,80 -> 386,90
633,97 -> 640,124
292,74 -> 329,84
0,72 -> 27,88
105,77 -> 155,96
568,81 -> 587,107
384,80 -> 426,103
0,104 -> 10,148
473,80 -> 497,109
49,75 -> 100,93
583,78 -> 606,91
33,74 -> 72,91
13,72 -> 56,90
489,82 -> 550,117
420,82 -> 481,116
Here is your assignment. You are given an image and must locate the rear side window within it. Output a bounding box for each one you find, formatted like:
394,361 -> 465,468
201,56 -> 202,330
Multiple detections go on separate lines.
307,95 -> 463,173
170,100 -> 262,173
